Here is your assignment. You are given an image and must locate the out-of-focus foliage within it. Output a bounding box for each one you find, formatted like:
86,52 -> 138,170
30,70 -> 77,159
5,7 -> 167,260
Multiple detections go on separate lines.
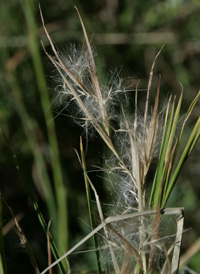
0,0 -> 200,273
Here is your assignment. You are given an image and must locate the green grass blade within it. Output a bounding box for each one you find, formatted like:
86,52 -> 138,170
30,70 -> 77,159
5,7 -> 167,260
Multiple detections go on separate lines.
183,90 -> 200,124
169,89 -> 200,167
165,92 -> 183,162
161,90 -> 200,207
80,138 -> 102,274
162,117 -> 200,207
188,120 -> 200,153
162,92 -> 183,197
149,89 -> 200,210
148,98 -> 171,208
149,98 -> 175,208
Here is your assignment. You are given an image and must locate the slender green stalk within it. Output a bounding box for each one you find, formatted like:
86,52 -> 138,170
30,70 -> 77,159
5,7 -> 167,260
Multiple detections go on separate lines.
21,0 -> 68,255
80,138 -> 102,274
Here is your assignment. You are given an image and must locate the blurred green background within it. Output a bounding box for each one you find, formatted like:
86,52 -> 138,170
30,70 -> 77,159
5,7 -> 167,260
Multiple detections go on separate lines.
0,0 -> 200,273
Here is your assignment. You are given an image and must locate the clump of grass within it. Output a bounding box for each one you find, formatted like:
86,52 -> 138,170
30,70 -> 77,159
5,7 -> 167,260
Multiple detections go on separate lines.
40,6 -> 200,274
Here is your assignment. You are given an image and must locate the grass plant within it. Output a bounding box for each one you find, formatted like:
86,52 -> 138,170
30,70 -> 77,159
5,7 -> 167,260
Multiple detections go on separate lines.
39,7 -> 200,274
1,3 -> 200,274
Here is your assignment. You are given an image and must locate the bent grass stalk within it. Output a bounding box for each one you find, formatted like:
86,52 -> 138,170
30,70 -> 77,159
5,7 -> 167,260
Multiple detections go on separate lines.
40,208 -> 184,274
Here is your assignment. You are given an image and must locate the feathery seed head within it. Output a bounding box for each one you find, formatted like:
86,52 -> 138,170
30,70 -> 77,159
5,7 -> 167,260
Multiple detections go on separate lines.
40,7 -> 198,274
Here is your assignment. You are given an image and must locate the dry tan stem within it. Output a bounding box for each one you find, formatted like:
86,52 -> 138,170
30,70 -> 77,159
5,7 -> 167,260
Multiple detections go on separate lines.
144,76 -> 160,177
171,211 -> 184,273
144,46 -> 164,128
75,6 -> 110,135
